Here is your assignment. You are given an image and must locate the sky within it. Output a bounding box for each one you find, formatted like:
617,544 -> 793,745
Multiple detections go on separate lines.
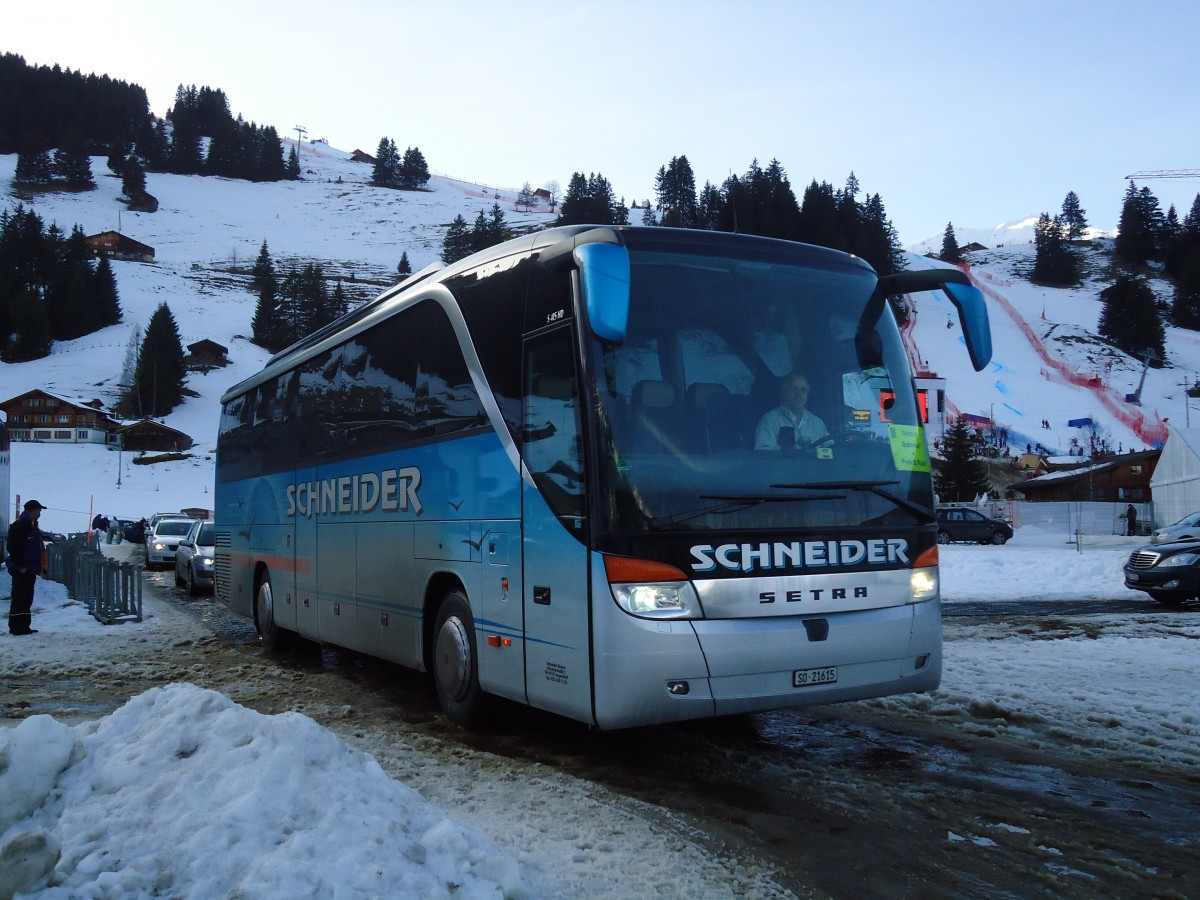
3,533 -> 1197,897
6,0 -> 1200,245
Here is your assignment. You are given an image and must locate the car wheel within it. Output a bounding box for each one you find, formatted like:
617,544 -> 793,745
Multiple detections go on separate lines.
432,589 -> 488,728
937,530 -> 951,544
175,564 -> 185,587
187,565 -> 200,598
991,531 -> 1009,545
255,570 -> 292,651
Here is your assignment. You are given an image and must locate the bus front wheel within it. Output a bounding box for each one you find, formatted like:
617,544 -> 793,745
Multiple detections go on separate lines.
255,570 -> 291,652
433,590 -> 487,728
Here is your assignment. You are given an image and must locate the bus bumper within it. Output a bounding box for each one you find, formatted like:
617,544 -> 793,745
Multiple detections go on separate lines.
592,599 -> 941,730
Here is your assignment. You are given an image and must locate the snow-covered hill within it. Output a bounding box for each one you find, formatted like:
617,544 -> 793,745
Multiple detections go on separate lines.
1,145 -> 1194,531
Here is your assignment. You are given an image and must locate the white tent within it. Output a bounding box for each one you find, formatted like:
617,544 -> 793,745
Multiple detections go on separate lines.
1149,427 -> 1200,526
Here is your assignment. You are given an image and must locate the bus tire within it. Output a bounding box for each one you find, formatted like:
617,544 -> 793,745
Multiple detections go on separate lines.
255,570 -> 292,652
433,590 -> 487,728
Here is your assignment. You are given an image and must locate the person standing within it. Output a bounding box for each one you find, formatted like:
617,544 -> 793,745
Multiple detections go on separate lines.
6,499 -> 46,635
1126,503 -> 1138,537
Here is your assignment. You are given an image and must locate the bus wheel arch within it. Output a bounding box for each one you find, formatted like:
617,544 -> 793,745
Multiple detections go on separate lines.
254,564 -> 291,651
428,581 -> 488,728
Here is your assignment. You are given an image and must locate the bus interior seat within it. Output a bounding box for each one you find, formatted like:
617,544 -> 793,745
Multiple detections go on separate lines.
630,379 -> 683,454
705,391 -> 755,451
685,382 -> 730,452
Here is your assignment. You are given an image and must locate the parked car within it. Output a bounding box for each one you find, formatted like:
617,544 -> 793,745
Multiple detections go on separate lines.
174,519 -> 215,596
1123,539 -> 1200,605
1150,511 -> 1200,545
935,507 -> 1013,545
146,516 -> 195,568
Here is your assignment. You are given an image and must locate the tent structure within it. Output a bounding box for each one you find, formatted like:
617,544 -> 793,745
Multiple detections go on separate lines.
1148,427 -> 1200,526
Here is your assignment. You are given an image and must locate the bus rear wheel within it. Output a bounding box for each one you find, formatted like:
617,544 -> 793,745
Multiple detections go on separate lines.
433,590 -> 487,728
255,570 -> 292,652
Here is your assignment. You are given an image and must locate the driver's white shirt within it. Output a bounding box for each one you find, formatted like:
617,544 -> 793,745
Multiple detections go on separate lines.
754,406 -> 828,449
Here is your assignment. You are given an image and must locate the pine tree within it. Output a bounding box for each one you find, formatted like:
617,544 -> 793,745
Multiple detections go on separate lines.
398,146 -> 430,189
397,251 -> 412,279
1060,191 -> 1088,240
52,145 -> 96,190
5,288 -> 52,361
1031,213 -> 1081,286
48,225 -> 94,339
516,182 -> 535,212
121,155 -> 147,199
130,303 -> 187,417
1115,181 -> 1164,266
1098,274 -> 1165,362
935,418 -> 991,503
90,256 -> 122,330
655,155 -> 698,228
441,214 -> 473,263
286,145 -> 301,180
372,137 -> 401,188
250,240 -> 282,350
14,148 -> 53,184
939,222 -> 962,263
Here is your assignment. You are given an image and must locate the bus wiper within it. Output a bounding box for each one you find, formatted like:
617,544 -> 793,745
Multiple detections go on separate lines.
648,493 -> 845,529
772,480 -> 936,523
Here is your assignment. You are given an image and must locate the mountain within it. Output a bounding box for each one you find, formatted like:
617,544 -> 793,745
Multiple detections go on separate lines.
0,145 -> 1192,530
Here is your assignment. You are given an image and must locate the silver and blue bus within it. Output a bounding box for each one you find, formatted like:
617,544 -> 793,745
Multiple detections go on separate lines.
215,225 -> 990,730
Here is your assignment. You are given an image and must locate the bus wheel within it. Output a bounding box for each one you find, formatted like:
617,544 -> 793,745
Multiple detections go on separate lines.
255,571 -> 291,652
433,590 -> 487,728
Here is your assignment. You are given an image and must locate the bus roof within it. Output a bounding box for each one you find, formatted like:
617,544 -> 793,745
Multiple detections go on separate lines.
221,226 -> 874,405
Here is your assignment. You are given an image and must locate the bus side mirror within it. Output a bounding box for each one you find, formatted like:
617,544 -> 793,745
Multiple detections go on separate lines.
942,281 -> 992,372
575,242 -> 630,343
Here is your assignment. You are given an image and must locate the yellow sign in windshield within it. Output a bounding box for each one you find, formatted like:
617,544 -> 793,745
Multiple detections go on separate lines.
888,424 -> 931,472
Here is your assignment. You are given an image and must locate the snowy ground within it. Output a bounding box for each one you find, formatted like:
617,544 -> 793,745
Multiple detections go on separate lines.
2,530 -> 1197,897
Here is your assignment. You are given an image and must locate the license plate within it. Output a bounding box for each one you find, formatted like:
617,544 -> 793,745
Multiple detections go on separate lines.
793,666 -> 837,687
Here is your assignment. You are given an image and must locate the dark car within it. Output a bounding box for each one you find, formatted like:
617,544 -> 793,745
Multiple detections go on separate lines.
1123,540 -> 1200,605
935,507 -> 1013,545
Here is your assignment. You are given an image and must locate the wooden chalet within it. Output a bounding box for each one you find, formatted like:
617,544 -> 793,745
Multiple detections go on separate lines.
0,390 -> 117,444
185,339 -> 230,371
1012,449 -> 1159,502
116,419 -> 194,452
86,231 -> 155,262
350,149 -> 376,164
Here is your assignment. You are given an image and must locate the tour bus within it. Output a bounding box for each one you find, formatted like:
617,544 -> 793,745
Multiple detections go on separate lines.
215,225 -> 990,730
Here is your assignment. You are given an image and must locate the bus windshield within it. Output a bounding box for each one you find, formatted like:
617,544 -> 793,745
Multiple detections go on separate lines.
585,241 -> 932,534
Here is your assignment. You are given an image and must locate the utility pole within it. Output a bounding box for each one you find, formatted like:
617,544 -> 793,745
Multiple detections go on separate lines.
1130,349 -> 1159,406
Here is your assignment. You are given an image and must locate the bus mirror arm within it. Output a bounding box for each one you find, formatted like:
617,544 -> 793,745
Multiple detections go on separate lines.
874,270 -> 992,372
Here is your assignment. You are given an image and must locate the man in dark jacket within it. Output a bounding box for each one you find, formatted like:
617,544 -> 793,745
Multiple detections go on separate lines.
6,499 -> 46,635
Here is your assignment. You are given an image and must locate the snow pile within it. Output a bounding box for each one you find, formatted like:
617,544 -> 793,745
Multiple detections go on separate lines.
0,684 -> 533,899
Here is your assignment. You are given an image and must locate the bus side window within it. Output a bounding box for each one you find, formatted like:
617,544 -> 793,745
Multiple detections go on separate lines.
523,330 -> 585,526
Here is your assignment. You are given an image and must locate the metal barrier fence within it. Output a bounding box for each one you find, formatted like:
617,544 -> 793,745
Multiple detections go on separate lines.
45,533 -> 143,625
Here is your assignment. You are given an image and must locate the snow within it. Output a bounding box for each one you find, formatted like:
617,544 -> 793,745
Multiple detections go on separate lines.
3,147 -> 1200,896
4,530 -> 1198,897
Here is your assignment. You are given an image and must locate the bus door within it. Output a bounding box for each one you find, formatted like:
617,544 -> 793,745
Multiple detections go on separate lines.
521,328 -> 593,723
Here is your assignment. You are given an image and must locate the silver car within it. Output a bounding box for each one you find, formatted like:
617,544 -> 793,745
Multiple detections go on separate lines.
174,519 -> 215,596
1150,511 -> 1200,544
146,517 -> 195,568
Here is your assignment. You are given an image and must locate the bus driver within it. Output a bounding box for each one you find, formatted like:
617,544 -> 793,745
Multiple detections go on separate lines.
755,372 -> 829,450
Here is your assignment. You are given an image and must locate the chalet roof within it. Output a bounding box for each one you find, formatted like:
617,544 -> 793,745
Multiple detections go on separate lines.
116,419 -> 191,439
187,338 -> 228,355
1018,449 -> 1160,486
0,388 -> 115,417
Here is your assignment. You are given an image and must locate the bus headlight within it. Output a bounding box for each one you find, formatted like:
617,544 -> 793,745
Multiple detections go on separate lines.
611,581 -> 703,619
909,567 -> 939,603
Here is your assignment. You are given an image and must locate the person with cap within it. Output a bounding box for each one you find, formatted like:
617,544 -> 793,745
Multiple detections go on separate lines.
6,499 -> 47,635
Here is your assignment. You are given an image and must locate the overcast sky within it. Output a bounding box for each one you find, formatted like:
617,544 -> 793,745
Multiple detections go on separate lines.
7,0 -> 1199,244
